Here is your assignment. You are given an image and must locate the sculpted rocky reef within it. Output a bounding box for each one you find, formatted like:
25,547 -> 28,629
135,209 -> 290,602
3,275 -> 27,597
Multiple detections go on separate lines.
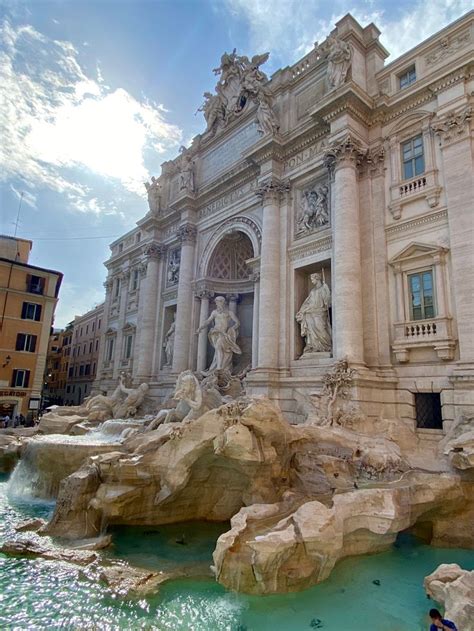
424,564 -> 474,631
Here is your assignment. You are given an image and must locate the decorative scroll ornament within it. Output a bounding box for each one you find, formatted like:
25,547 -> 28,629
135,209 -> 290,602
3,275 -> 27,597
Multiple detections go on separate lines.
198,49 -> 278,137
323,134 -> 367,171
431,107 -> 472,144
144,242 -> 166,260
177,223 -> 198,244
255,179 -> 290,203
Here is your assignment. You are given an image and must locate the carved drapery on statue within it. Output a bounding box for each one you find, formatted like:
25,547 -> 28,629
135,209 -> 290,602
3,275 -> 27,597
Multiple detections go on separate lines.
296,182 -> 330,235
196,295 -> 242,373
198,49 -> 279,137
296,273 -> 332,355
320,36 -> 352,89
144,176 -> 161,213
163,314 -> 176,367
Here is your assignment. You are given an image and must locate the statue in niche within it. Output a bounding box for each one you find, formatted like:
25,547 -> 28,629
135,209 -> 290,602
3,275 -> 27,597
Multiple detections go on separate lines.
325,36 -> 352,89
297,184 -> 329,234
296,272 -> 332,354
163,313 -> 176,367
178,148 -> 195,193
196,91 -> 224,135
167,249 -> 180,286
144,176 -> 161,213
196,295 -> 242,373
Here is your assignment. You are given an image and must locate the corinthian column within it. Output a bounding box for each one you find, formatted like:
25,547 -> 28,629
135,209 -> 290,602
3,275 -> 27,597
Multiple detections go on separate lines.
135,243 -> 165,380
172,223 -> 197,373
196,289 -> 212,372
255,180 -> 289,370
325,135 -> 366,365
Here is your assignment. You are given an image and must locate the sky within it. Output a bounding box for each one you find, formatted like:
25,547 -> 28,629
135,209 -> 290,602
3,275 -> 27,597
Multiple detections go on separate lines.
1,0 -> 471,327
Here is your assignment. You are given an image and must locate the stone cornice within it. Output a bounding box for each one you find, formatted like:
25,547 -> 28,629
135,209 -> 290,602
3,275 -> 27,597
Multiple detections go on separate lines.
385,208 -> 448,240
288,234 -> 332,261
177,223 -> 197,244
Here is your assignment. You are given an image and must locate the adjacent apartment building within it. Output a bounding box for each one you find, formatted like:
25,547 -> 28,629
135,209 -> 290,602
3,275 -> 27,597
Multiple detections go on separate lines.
0,235 -> 63,418
43,323 -> 73,406
66,303 -> 104,405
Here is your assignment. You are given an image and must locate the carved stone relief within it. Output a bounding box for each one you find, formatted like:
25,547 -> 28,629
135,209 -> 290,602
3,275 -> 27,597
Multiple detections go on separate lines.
167,248 -> 181,287
296,180 -> 330,237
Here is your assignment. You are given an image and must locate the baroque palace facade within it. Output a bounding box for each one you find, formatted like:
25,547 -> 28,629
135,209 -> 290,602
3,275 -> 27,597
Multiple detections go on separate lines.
94,12 -> 474,431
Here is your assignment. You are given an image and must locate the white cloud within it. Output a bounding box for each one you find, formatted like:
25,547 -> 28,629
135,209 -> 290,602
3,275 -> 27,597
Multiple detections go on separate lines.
0,19 -> 182,213
221,0 -> 471,64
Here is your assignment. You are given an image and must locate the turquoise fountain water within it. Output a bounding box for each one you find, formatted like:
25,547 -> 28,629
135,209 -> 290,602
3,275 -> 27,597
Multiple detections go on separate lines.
1,472 -> 473,630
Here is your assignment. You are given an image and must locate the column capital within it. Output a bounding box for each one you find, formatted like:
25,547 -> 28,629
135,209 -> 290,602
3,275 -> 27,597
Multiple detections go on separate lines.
144,242 -> 166,260
431,106 -> 472,146
255,179 -> 290,204
363,144 -> 385,178
196,289 -> 214,300
103,278 -> 113,292
177,223 -> 197,244
323,134 -> 368,172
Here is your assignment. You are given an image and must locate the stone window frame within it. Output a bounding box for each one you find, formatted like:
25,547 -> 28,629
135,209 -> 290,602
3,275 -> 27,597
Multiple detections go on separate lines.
398,64 -> 416,90
389,242 -> 456,363
387,111 -> 441,220
122,323 -> 136,363
104,329 -> 117,365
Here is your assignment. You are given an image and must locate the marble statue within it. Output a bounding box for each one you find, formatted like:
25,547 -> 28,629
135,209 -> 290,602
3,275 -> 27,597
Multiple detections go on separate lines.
196,91 -> 224,135
178,149 -> 195,193
297,184 -> 329,233
255,88 -> 279,136
113,382 -> 149,419
196,296 -> 242,373
296,273 -> 332,354
163,314 -> 175,367
325,36 -> 352,88
144,176 -> 161,214
167,249 -> 180,286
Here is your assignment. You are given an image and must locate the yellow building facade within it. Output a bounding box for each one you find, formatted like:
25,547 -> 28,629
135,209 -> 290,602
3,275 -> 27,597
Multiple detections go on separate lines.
0,235 -> 63,419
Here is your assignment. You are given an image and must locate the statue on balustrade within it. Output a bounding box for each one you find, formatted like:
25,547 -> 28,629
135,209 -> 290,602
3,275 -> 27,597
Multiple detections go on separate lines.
163,314 -> 175,367
296,273 -> 332,354
196,295 -> 242,373
144,176 -> 161,214
324,36 -> 352,89
178,149 -> 195,193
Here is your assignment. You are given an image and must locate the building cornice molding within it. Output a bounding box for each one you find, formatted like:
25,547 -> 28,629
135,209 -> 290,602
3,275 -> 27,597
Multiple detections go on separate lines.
288,234 -> 332,261
385,207 -> 448,240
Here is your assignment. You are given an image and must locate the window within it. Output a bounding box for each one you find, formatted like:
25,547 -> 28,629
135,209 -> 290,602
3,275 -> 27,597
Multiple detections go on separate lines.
92,322 -> 95,332
136,232 -> 141,243
83,344 -> 86,355
98,319 -> 101,329
68,366 -> 74,378
95,339 -> 99,351
85,364 -> 91,376
92,362 -> 96,374
124,334 -> 133,359
86,325 -> 89,334
399,66 -> 416,89
11,369 -> 30,388
79,365 -> 84,376
106,337 -> 115,362
16,333 -> 37,352
89,342 -> 93,353
408,270 -> 435,320
131,269 -> 139,291
415,393 -> 442,429
402,135 -> 424,180
26,275 -> 45,295
114,278 -> 120,299
118,243 -> 123,253
21,302 -> 42,321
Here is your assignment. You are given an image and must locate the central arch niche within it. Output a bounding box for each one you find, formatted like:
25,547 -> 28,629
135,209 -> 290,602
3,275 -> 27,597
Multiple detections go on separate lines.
207,232 -> 254,280
201,230 -> 256,373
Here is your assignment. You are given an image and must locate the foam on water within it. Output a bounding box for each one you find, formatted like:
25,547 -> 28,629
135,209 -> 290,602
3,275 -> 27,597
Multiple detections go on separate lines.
1,474 -> 473,630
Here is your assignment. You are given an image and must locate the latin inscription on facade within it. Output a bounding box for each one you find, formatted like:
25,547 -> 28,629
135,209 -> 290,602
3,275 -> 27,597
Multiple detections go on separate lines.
199,180 -> 258,219
283,138 -> 328,173
200,121 -> 260,184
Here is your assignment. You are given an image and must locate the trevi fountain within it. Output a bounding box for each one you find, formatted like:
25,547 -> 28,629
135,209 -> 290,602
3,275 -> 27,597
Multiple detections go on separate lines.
2,10 -> 474,631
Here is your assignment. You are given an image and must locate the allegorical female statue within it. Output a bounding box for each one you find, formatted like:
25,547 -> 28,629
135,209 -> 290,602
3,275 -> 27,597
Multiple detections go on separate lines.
296,273 -> 332,354
196,296 -> 242,373
163,313 -> 176,367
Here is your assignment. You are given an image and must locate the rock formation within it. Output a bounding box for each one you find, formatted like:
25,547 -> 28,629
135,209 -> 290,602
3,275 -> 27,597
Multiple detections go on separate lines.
424,564 -> 474,631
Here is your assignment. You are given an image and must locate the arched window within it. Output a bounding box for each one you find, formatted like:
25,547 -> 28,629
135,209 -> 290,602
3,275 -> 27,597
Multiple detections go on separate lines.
207,232 -> 254,280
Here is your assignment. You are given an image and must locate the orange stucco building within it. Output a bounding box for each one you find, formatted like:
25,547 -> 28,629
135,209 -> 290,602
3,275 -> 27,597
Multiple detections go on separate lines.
0,235 -> 63,419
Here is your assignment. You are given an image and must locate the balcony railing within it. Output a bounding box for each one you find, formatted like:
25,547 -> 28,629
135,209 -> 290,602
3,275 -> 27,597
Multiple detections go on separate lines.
392,316 -> 455,362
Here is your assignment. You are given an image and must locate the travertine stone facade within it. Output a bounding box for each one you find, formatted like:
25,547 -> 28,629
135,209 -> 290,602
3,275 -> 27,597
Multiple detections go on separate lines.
94,11 -> 474,432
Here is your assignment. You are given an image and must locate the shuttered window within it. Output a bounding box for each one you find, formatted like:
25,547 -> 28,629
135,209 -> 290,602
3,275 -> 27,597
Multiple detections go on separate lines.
21,302 -> 42,321
11,369 -> 30,388
16,333 -> 37,352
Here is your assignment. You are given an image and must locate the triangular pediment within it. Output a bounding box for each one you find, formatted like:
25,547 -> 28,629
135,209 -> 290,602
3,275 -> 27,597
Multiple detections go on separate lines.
389,242 -> 447,265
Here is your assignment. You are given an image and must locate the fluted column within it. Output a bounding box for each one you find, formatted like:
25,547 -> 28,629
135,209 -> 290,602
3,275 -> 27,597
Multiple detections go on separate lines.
172,223 -> 197,373
227,293 -> 239,316
325,135 -> 366,365
255,180 -> 289,370
113,269 -> 130,379
196,289 -> 212,372
135,243 -> 165,380
251,271 -> 260,368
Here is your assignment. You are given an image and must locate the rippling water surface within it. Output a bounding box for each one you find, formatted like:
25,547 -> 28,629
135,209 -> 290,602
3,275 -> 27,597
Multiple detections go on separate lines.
1,473 -> 473,630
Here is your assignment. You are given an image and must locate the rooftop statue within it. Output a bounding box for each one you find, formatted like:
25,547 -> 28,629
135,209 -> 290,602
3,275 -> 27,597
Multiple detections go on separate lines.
198,49 -> 278,136
144,176 -> 161,214
321,35 -> 352,89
